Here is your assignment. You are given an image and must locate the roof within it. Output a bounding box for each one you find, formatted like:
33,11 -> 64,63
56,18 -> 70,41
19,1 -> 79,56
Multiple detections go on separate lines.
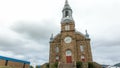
62,0 -> 72,11
0,56 -> 30,64
75,30 -> 86,37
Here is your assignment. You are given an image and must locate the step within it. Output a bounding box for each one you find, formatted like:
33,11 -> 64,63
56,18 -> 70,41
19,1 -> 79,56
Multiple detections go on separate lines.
58,63 -> 75,68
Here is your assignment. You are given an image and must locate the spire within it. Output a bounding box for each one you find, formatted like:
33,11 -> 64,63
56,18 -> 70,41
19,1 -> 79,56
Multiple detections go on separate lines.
62,0 -> 72,12
65,0 -> 68,4
61,0 -> 74,23
85,30 -> 90,39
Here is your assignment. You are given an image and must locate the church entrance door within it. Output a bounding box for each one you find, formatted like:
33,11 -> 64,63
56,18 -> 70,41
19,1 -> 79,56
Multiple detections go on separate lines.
66,50 -> 72,63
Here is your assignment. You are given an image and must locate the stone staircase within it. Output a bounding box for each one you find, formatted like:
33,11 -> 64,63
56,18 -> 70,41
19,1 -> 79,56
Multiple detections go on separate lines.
58,63 -> 76,68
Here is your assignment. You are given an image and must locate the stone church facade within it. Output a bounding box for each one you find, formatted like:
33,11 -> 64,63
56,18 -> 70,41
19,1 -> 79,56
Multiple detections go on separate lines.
49,0 -> 92,64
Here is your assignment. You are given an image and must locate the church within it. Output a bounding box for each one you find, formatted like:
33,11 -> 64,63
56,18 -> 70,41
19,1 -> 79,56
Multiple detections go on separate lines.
47,0 -> 101,68
49,0 -> 92,63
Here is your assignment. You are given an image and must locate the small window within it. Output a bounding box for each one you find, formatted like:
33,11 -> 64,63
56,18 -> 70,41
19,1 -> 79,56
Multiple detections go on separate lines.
56,56 -> 59,62
65,25 -> 70,31
56,47 -> 59,53
81,55 -> 85,62
80,45 -> 84,52
56,56 -> 59,60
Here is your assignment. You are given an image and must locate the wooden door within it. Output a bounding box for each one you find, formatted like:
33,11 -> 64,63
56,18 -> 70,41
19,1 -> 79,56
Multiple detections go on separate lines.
66,56 -> 72,63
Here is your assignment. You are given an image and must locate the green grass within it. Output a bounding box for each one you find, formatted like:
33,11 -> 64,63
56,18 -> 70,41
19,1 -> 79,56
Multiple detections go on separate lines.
0,66 -> 15,68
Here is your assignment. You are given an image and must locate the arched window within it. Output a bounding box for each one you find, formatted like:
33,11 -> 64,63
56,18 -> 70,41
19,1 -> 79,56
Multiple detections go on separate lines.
65,11 -> 69,17
80,45 -> 84,52
55,47 -> 59,53
66,50 -> 72,56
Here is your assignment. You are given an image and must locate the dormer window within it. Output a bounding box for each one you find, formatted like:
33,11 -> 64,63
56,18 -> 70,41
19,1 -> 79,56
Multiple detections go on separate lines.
65,25 -> 70,31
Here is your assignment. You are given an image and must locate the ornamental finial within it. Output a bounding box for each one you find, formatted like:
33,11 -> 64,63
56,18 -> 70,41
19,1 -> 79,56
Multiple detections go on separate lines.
65,0 -> 68,4
50,33 -> 54,42
85,30 -> 89,38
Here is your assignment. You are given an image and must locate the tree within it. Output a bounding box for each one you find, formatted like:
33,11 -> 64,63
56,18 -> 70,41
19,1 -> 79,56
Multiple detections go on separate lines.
30,66 -> 33,68
36,65 -> 40,68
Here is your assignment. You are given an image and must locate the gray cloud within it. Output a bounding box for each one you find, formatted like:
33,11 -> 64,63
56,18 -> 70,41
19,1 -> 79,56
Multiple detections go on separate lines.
0,20 -> 58,65
93,47 -> 120,65
11,21 -> 59,41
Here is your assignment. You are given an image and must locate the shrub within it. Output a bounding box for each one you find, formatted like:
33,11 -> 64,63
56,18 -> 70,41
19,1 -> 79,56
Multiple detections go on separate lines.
50,62 -> 58,68
76,61 -> 82,68
46,63 -> 49,68
54,62 -> 58,68
88,62 -> 95,68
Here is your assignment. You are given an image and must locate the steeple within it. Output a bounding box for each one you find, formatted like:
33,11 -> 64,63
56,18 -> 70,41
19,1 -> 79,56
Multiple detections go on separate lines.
61,0 -> 74,23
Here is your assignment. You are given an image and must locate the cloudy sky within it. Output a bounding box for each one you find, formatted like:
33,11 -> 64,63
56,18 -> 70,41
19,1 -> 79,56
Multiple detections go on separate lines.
0,0 -> 120,66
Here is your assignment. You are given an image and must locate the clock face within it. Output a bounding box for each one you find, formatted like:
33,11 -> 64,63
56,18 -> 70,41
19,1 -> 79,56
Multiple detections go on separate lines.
64,36 -> 72,43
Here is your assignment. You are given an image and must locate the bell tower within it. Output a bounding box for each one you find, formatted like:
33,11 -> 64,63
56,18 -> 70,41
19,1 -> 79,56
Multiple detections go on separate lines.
61,0 -> 75,32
